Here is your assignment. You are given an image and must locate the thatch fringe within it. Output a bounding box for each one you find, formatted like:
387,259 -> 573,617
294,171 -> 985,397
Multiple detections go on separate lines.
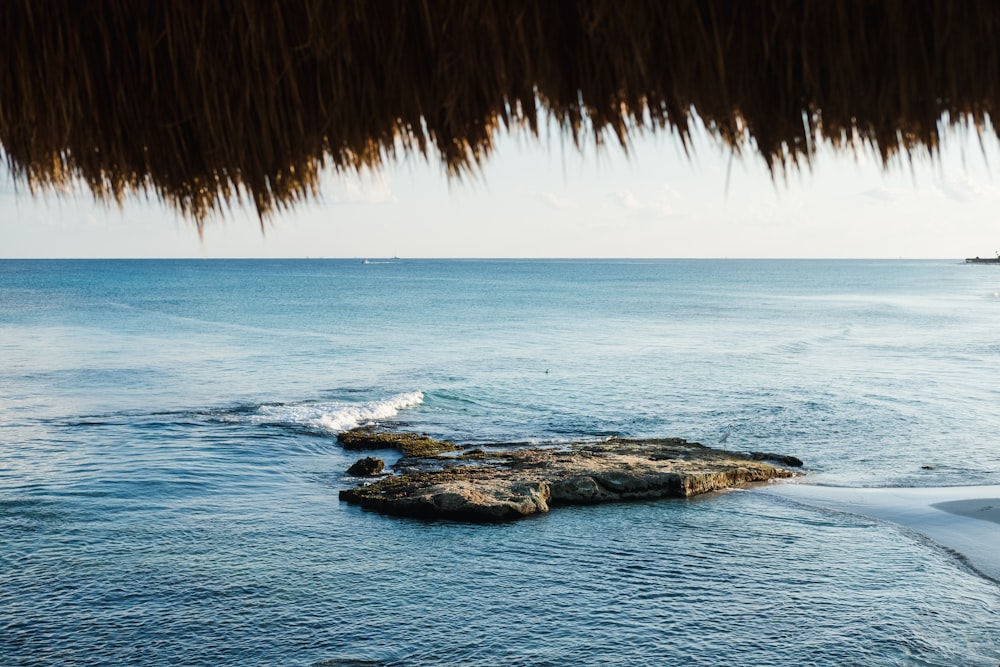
1,1 -> 998,223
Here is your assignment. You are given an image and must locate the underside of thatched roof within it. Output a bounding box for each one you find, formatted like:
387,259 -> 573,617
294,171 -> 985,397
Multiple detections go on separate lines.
1,1 -> 998,223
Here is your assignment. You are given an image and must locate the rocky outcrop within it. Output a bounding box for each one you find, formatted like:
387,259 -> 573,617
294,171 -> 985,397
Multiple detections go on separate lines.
347,456 -> 385,476
337,427 -> 460,457
339,436 -> 801,522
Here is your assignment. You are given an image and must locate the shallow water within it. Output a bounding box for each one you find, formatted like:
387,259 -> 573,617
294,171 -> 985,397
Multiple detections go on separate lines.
2,259 -> 999,665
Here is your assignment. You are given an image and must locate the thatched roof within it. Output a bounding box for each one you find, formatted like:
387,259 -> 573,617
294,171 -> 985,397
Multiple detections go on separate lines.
2,1 -> 997,223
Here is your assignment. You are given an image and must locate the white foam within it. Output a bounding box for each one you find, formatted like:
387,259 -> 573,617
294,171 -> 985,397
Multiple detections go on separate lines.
254,391 -> 424,433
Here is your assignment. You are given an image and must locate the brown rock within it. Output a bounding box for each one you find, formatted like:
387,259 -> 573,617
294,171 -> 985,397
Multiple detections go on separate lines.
339,436 -> 802,522
347,456 -> 384,477
337,427 -> 459,457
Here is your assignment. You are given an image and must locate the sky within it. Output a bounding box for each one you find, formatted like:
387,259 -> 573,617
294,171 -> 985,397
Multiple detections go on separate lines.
2,122 -> 1000,259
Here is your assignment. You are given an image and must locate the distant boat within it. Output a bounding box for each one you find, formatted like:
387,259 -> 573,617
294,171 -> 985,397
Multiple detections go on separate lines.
965,252 -> 1000,264
361,259 -> 371,265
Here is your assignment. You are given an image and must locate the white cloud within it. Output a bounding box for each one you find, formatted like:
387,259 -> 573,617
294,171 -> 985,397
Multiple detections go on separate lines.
615,190 -> 641,209
935,173 -> 995,203
532,191 -> 578,210
85,212 -> 107,227
660,183 -> 682,200
611,189 -> 673,219
324,170 -> 397,204
859,184 -> 908,202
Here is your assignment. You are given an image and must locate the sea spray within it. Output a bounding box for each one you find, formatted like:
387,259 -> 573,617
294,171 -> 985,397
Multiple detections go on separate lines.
253,391 -> 424,432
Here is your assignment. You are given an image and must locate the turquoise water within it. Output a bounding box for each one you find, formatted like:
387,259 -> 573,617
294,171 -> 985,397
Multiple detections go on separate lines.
2,259 -> 999,665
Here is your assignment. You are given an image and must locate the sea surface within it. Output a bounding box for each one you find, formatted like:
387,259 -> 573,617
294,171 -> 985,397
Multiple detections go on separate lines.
1,258 -> 999,666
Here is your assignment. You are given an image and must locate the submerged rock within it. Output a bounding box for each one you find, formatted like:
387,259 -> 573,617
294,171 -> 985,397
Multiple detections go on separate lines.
347,456 -> 385,477
339,435 -> 801,522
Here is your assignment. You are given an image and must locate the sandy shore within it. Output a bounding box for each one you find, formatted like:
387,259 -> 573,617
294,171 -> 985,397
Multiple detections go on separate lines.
757,483 -> 1000,583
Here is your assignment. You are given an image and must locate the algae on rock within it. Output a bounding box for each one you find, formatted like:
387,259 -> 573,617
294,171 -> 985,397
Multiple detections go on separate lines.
337,427 -> 460,457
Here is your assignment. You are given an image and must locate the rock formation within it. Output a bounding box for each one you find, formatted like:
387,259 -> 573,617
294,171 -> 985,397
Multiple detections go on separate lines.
346,456 -> 385,477
337,427 -> 459,457
339,433 -> 801,522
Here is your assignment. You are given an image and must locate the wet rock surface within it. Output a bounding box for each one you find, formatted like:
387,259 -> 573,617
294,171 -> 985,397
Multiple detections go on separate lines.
748,451 -> 804,467
337,427 -> 460,457
339,434 -> 802,522
346,456 -> 385,477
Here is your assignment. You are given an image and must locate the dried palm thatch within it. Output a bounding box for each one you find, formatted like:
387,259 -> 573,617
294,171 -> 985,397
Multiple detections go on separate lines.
1,1 -> 998,224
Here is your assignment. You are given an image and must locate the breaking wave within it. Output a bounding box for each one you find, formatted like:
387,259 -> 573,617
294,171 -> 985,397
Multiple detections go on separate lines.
252,391 -> 424,433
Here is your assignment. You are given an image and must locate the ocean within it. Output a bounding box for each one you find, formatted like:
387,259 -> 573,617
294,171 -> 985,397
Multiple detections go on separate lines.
1,258 -> 998,666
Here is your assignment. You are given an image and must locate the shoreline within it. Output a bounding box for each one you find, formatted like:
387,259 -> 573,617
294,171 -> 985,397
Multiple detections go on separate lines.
758,482 -> 1000,583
